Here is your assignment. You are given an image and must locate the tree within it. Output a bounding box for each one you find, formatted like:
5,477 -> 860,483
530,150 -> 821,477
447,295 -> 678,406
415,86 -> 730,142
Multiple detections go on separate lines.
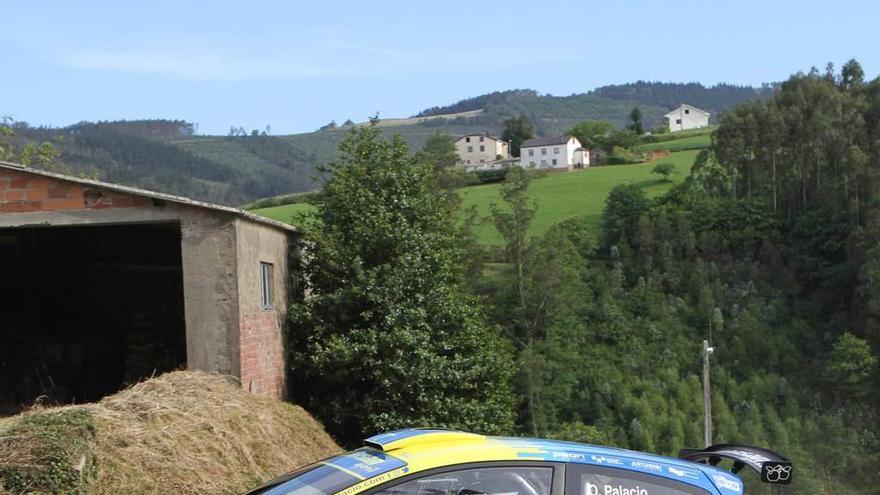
840,59 -> 864,90
651,162 -> 676,181
600,183 -> 649,250
822,333 -> 878,400
568,120 -> 614,150
319,120 -> 338,131
289,121 -> 515,446
502,114 -> 535,157
628,107 -> 644,135
415,132 -> 459,170
605,128 -> 638,151
491,167 -> 536,336
0,116 -> 14,161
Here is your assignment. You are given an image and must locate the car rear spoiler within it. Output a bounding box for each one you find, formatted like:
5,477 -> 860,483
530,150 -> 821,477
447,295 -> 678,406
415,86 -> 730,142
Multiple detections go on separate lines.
679,444 -> 792,484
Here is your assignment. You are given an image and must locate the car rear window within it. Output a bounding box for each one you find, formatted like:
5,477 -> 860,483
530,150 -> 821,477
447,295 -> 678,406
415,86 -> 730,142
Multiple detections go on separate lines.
244,449 -> 407,495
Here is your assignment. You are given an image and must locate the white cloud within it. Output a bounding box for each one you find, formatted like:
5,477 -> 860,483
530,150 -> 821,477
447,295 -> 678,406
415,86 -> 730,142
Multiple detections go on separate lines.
61,48 -> 358,81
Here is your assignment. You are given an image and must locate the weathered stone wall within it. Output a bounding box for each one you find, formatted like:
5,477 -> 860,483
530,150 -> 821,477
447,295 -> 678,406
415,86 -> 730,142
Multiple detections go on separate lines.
234,218 -> 290,399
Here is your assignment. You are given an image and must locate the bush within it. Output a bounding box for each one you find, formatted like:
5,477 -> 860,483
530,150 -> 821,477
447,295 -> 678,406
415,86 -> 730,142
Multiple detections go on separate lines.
651,162 -> 677,181
0,408 -> 98,494
474,168 -> 510,184
605,146 -> 644,165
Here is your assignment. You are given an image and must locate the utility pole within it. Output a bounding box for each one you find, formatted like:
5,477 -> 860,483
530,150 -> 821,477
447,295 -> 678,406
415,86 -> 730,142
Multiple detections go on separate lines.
702,340 -> 715,447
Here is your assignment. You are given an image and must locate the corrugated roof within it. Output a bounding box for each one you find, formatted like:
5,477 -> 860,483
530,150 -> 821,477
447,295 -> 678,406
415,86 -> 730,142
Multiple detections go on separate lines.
521,135 -> 572,147
0,161 -> 297,232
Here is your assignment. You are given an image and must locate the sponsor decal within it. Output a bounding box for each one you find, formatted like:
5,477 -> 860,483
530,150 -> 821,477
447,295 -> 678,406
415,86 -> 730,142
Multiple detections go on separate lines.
553,451 -> 588,461
629,461 -> 662,473
336,467 -> 408,495
711,474 -> 742,493
590,455 -> 624,466
763,464 -> 792,483
324,450 -> 408,482
667,467 -> 699,479
585,482 -> 648,495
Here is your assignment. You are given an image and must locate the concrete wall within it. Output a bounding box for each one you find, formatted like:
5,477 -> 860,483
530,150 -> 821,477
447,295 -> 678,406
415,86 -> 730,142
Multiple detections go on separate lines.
179,210 -> 241,377
234,218 -> 290,399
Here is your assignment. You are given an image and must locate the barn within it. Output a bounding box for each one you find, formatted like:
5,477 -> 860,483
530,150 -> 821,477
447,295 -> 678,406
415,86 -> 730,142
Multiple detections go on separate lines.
0,161 -> 299,412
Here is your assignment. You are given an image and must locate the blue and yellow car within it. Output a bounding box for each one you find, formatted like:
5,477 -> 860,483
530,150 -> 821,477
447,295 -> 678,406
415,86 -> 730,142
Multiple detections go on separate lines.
243,428 -> 792,495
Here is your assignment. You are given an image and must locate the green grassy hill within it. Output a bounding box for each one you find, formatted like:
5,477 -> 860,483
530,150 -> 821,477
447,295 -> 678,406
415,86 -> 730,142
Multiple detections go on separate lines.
8,81 -> 749,205
632,126 -> 715,153
253,149 -> 699,244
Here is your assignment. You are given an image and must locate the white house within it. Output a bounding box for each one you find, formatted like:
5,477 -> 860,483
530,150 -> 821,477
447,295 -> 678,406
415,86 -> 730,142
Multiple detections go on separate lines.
455,133 -> 510,165
665,104 -> 710,132
519,135 -> 589,171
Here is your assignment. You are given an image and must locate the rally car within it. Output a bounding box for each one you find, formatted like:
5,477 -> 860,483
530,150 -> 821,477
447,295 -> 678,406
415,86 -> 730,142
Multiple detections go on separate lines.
244,428 -> 792,495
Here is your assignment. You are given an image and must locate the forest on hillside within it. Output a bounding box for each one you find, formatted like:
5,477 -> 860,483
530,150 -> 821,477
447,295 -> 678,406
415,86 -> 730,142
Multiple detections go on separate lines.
591,81 -> 776,117
414,82 -> 775,131
2,120 -> 320,204
289,61 -> 879,495
1,80 -> 775,205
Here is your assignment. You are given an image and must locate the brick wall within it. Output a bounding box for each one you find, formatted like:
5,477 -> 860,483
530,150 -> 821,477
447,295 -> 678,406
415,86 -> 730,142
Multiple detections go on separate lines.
0,169 -> 153,213
239,311 -> 285,398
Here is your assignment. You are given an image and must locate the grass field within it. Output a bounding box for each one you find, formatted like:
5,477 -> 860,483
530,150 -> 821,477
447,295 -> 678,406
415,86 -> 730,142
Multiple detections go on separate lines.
252,150 -> 698,244
633,133 -> 711,152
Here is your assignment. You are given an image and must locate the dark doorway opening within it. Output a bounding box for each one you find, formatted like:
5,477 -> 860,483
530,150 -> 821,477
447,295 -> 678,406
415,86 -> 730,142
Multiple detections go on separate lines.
0,222 -> 186,413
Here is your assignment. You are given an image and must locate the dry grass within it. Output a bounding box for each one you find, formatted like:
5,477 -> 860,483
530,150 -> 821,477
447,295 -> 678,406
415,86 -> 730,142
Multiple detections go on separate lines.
1,371 -> 341,495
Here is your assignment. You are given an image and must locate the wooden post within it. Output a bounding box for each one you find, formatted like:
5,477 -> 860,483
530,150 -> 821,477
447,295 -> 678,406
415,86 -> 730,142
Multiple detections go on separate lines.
702,340 -> 714,448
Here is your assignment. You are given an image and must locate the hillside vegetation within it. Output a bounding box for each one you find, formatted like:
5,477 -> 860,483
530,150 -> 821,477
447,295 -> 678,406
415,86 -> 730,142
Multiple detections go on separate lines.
4,81 -> 765,205
285,61 -> 880,495
252,146 -> 703,243
0,372 -> 340,494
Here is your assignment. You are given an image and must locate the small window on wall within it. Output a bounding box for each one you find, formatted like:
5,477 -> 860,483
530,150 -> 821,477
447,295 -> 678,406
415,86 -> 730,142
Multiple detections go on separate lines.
260,262 -> 274,309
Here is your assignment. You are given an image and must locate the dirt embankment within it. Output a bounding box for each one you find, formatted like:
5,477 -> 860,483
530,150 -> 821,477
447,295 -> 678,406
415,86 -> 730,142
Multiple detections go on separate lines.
0,371 -> 341,494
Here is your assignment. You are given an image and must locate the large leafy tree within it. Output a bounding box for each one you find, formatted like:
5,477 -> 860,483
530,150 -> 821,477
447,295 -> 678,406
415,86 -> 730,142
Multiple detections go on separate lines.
289,121 -> 515,446
502,114 -> 535,157
568,120 -> 614,150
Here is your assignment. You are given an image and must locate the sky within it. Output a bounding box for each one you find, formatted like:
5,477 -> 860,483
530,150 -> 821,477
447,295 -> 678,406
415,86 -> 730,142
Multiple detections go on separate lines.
2,0 -> 879,135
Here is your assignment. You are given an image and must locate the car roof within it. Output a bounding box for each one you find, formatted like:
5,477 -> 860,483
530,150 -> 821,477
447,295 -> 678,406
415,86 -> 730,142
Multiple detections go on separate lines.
364,429 -> 743,495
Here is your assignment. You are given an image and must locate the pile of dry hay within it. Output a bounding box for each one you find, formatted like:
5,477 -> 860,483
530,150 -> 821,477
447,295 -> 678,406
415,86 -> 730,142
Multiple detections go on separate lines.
0,371 -> 341,494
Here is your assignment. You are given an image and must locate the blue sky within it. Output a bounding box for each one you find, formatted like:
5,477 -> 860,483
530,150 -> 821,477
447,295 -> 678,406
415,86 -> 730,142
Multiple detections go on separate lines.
2,0 -> 878,135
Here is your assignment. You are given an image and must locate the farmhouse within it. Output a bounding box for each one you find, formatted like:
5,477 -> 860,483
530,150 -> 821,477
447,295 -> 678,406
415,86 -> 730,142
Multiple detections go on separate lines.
519,135 -> 589,171
665,104 -> 710,132
0,161 -> 298,411
455,133 -> 510,165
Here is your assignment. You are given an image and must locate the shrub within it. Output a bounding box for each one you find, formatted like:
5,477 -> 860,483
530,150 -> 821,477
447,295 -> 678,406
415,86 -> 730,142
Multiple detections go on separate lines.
0,408 -> 98,494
